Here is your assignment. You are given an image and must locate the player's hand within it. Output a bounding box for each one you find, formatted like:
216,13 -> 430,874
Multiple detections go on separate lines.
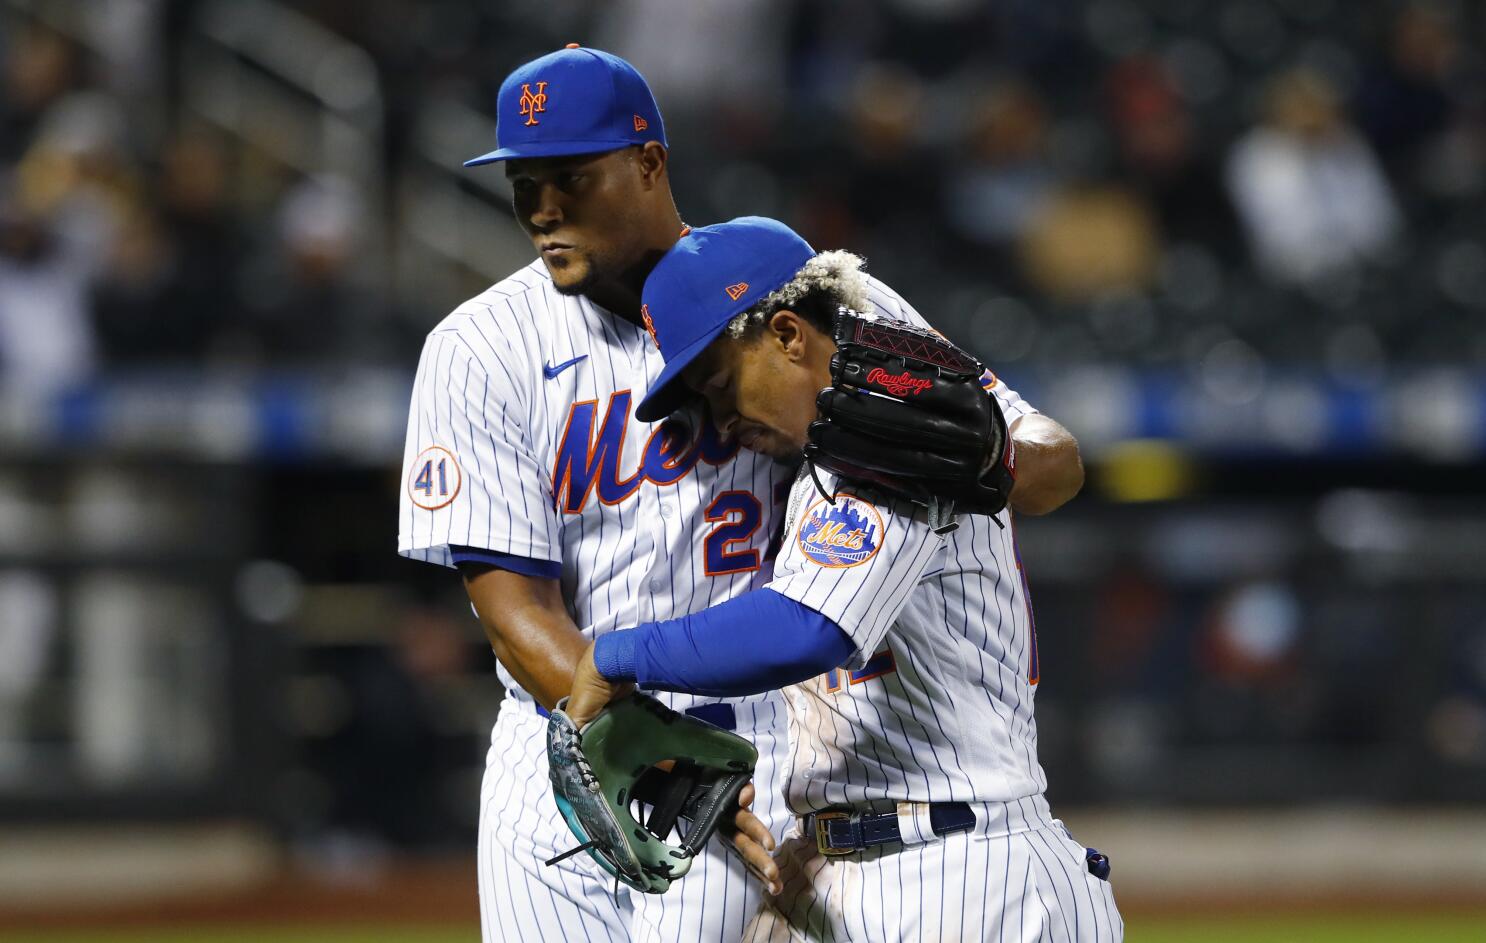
720,781 -> 780,895
564,641 -> 632,729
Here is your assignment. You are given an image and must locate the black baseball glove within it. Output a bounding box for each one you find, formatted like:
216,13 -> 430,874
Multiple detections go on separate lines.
803,310 -> 1016,529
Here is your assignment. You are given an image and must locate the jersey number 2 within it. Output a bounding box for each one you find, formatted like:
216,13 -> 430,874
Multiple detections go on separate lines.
703,491 -> 762,576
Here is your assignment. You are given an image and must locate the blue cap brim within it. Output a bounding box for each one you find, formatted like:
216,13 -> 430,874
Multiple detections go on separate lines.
635,321 -> 733,422
464,138 -> 639,167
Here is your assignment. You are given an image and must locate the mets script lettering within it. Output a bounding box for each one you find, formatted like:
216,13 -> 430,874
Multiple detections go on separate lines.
552,391 -> 739,514
797,497 -> 883,567
865,367 -> 932,397
805,519 -> 868,551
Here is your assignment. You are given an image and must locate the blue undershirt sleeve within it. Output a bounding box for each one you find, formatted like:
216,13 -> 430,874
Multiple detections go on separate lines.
449,546 -> 561,580
591,589 -> 855,698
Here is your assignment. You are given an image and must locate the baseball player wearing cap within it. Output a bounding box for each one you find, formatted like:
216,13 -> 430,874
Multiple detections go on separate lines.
562,218 -> 1120,942
399,47 -> 1088,943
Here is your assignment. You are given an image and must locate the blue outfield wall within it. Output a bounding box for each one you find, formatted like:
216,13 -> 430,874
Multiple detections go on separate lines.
4,366 -> 1485,463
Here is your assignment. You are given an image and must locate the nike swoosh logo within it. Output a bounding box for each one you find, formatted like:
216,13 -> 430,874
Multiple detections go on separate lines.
542,355 -> 588,379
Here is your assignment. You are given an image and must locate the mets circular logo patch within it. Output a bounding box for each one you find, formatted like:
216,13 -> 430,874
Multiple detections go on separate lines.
796,494 -> 885,568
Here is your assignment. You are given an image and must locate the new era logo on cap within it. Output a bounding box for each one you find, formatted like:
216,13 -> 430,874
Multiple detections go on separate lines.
633,115 -> 648,131
725,283 -> 750,301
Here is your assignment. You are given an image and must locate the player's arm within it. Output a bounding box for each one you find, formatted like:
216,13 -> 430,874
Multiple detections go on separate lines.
461,565 -> 588,711
398,323 -> 577,709
567,475 -> 943,727
1007,413 -> 1084,516
565,588 -> 853,726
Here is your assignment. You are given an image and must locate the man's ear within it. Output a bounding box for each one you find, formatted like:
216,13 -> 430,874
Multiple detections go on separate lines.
635,142 -> 668,188
769,309 -> 808,362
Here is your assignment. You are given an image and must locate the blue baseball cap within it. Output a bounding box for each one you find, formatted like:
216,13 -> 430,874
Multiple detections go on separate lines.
636,217 -> 816,422
464,45 -> 667,166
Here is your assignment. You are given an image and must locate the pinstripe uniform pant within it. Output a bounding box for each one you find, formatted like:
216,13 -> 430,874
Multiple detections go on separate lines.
477,699 -> 793,943
744,807 -> 1122,942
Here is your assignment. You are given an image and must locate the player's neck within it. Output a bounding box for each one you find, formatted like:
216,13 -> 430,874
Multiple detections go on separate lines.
585,209 -> 686,325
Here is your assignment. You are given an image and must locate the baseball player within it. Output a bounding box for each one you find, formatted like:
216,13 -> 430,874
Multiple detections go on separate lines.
398,46 -> 1087,942
562,217 -> 1122,942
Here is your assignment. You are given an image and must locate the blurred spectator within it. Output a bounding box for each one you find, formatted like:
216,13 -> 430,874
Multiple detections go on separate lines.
1357,2 -> 1486,209
82,0 -> 168,101
238,174 -> 371,366
944,79 -> 1059,248
841,63 -> 938,230
786,61 -> 942,276
2,84 -> 144,390
1,26 -> 81,163
1018,183 -> 1161,302
90,204 -> 176,364
1356,2 -> 1464,174
0,176 -> 96,394
1105,56 -> 1236,250
1226,68 -> 1403,286
597,0 -> 789,117
15,89 -> 138,276
1191,580 -> 1308,743
93,129 -> 242,365
864,0 -> 994,80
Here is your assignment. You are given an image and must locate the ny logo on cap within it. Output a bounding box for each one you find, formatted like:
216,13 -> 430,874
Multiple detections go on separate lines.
725,283 -> 750,301
519,82 -> 549,126
641,304 -> 662,351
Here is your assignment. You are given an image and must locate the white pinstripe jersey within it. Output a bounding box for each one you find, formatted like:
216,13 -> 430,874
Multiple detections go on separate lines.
399,259 -> 784,715
397,257 -> 1041,778
766,422 -> 1044,815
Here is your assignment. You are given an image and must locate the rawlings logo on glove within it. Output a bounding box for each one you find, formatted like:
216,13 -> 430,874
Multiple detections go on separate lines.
864,367 -> 933,397
803,309 -> 1016,531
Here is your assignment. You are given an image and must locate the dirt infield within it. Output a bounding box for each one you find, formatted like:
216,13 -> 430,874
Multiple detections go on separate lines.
0,859 -> 479,932
4,853 -> 1484,933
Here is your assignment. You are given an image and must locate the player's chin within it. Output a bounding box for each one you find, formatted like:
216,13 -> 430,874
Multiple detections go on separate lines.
544,256 -> 595,296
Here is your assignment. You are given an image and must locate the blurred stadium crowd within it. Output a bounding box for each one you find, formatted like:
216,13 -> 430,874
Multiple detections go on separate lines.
2,0 -> 1485,858
4,0 -> 1486,396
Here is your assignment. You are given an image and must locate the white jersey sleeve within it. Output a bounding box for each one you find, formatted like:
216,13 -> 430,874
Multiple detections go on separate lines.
398,326 -> 560,569
864,274 -> 1039,426
766,470 -> 946,669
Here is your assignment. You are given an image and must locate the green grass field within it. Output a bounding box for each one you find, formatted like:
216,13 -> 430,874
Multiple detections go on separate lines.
7,913 -> 1486,943
1132,913 -> 1486,943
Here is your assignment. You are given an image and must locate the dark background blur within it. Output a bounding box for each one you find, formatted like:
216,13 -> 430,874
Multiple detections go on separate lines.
2,0 -> 1485,930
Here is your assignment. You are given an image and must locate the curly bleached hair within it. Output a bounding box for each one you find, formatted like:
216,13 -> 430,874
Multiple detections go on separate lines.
723,250 -> 872,338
